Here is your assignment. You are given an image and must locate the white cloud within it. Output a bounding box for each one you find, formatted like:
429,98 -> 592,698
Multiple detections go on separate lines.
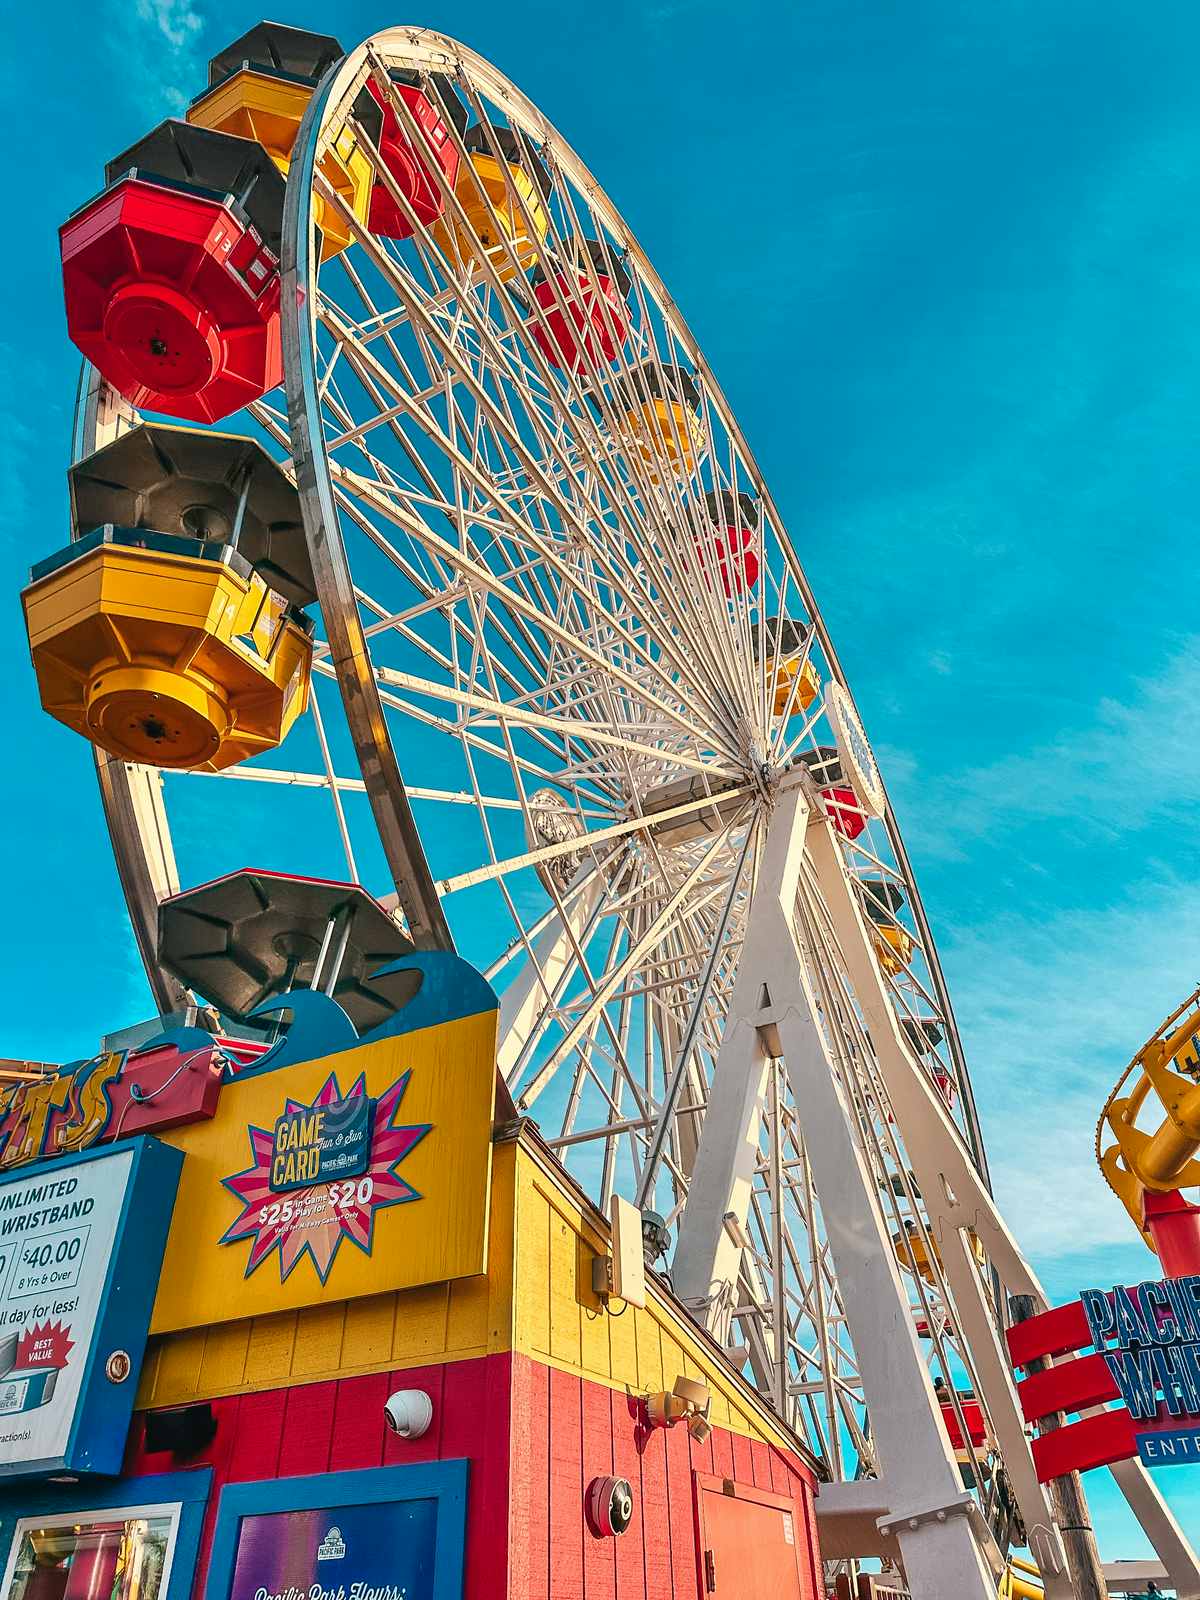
135,0 -> 203,52
881,635 -> 1200,863
942,880 -> 1200,1259
102,0 -> 206,114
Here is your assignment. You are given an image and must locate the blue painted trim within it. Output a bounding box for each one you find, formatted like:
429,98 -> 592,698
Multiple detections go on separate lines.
357,953 -> 497,1043
0,1137 -> 184,1480
0,1467 -> 211,1600
229,952 -> 498,1081
205,1460 -> 468,1600
237,990 -> 357,1077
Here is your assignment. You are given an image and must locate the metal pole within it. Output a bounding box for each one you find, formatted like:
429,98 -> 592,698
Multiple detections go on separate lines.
1010,1295 -> 1106,1600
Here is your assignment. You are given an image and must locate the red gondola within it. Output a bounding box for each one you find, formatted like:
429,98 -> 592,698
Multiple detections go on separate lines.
529,239 -> 632,371
365,69 -> 467,239
701,489 -> 761,596
59,120 -> 285,424
799,745 -> 867,840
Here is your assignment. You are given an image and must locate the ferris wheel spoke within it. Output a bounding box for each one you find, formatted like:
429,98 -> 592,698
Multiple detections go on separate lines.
327,458 -> 741,761
321,198 -> 773,736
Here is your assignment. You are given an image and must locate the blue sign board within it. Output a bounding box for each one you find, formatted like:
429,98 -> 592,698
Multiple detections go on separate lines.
269,1096 -> 375,1193
230,1497 -> 437,1600
0,1136 -> 182,1479
1137,1426 -> 1200,1467
207,1463 -> 468,1600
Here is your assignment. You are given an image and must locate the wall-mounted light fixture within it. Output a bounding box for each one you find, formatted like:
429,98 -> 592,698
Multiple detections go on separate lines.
647,1374 -> 712,1442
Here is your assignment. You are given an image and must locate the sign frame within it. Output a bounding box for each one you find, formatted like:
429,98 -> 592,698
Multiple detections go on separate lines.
0,1468 -> 211,1600
0,1137 -> 183,1479
204,1462 -> 468,1600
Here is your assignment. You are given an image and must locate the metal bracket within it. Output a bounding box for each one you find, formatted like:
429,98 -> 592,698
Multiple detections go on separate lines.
876,1494 -> 1003,1580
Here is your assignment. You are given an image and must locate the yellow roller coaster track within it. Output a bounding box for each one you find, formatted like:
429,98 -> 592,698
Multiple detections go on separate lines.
1096,984 -> 1200,1252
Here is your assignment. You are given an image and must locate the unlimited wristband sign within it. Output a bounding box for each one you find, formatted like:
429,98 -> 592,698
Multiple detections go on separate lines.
0,1138 -> 181,1479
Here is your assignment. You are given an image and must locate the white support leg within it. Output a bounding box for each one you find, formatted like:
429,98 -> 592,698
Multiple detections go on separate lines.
774,997 -> 1002,1597
675,781 -> 1001,1598
805,814 -> 1200,1595
496,871 -> 602,1081
671,781 -> 809,1333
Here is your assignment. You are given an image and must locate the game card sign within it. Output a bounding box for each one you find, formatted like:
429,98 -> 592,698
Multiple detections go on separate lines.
0,1137 -> 182,1478
269,1095 -> 375,1193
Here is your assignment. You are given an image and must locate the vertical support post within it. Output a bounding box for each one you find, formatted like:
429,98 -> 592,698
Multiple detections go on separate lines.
672,782 -> 809,1333
1010,1295 -> 1106,1600
805,815 -> 1074,1594
773,971 -> 1000,1599
1142,1189 -> 1200,1277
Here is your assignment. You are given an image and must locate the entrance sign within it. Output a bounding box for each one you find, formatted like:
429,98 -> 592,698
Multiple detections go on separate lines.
1008,1274 -> 1200,1479
1082,1276 -> 1200,1468
0,1138 -> 182,1478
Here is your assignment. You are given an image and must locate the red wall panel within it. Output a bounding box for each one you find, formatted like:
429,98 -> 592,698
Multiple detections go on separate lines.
122,1353 -> 821,1600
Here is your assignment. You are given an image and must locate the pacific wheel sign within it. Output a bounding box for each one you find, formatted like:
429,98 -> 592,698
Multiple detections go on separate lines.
1007,1275 -> 1200,1478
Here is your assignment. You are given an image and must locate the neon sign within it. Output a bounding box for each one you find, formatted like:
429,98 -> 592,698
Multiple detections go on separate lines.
1008,1278 -> 1200,1477
0,1041 -> 225,1170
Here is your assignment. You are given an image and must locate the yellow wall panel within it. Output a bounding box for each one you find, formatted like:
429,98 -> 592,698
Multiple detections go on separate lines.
548,1206 -> 583,1368
514,1164 -> 551,1358
199,1321 -> 252,1394
291,1302 -> 347,1378
342,1294 -> 396,1368
151,1012 -> 497,1335
154,1329 -> 206,1401
245,1311 -> 298,1385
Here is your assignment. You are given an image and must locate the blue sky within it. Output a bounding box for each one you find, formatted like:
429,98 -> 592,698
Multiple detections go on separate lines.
4,0 -> 1200,1561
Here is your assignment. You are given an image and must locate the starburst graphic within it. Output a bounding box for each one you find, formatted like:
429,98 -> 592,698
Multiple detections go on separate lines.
15,1321 -> 73,1370
220,1069 -> 431,1282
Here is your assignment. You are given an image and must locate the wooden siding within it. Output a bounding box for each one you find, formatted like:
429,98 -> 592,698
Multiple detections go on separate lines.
125,1356 -> 513,1600
508,1353 -> 820,1600
135,1143 -> 517,1409
125,1354 -> 818,1600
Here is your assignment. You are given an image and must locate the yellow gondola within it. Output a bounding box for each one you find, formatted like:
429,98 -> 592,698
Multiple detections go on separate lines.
23,533 -> 312,771
892,1219 -> 985,1285
22,423 -> 315,773
860,879 -> 915,974
432,125 -> 551,283
186,23 -> 375,260
614,362 -> 704,484
757,616 -> 820,717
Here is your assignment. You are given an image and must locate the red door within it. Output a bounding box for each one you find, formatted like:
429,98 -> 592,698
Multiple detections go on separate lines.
694,1473 -> 815,1599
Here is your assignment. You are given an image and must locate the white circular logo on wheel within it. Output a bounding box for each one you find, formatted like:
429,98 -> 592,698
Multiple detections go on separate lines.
825,682 -> 886,820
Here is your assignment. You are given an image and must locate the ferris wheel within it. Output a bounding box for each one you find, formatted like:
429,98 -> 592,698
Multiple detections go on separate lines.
26,22 -> 1198,1598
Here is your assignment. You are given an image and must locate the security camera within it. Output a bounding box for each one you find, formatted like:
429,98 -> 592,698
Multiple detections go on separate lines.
384,1389 -> 433,1439
585,1475 -> 633,1538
